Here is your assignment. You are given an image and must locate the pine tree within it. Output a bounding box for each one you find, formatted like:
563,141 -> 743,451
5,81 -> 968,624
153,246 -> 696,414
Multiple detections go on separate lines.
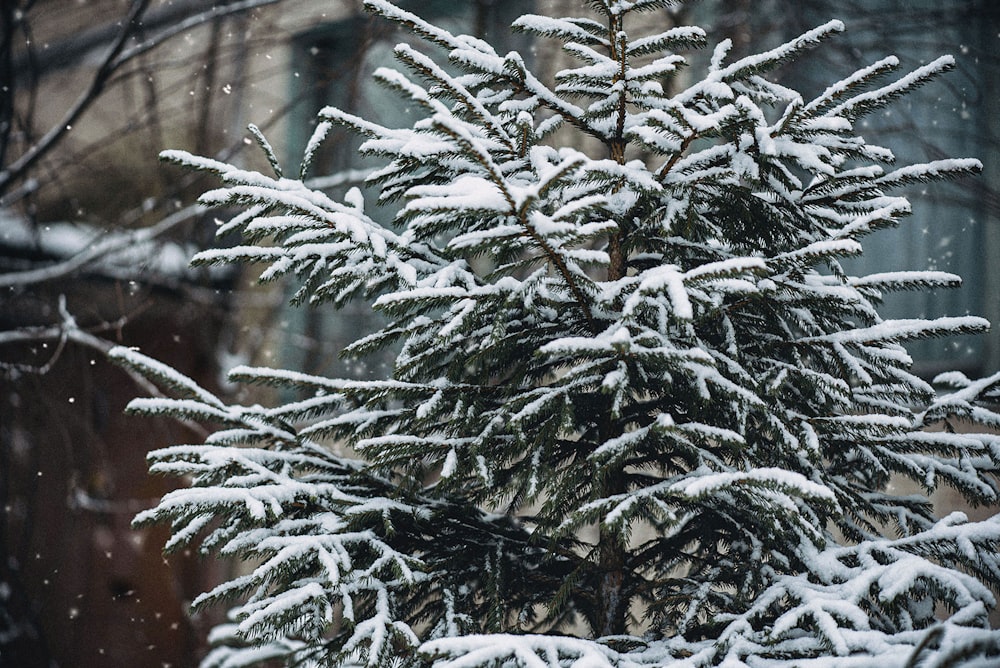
112,1 -> 1000,665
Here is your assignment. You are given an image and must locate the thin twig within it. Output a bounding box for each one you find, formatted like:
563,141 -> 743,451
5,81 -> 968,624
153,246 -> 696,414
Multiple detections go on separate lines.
0,296 -> 211,439
0,0 -> 151,195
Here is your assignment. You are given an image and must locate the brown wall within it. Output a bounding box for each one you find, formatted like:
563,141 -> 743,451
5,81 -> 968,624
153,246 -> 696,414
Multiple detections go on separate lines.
1,275 -> 231,667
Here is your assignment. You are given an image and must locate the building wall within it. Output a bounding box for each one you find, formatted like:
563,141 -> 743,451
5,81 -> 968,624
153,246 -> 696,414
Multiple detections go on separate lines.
1,273 -> 232,667
7,0 -> 354,223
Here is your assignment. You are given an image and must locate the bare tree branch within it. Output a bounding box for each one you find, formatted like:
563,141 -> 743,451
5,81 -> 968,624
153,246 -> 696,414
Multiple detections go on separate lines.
0,0 -> 151,197
9,0 -> 270,78
0,0 -> 16,171
0,295 -> 211,438
0,0 -> 283,199
115,0 -> 282,69
0,202 -> 205,288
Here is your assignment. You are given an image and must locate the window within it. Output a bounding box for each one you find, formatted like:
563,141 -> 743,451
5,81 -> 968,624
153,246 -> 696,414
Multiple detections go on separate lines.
703,0 -> 1000,375
802,0 -> 997,376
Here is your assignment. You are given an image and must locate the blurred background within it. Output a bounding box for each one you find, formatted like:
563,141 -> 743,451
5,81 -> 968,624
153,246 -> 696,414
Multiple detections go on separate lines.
1,1 -> 997,665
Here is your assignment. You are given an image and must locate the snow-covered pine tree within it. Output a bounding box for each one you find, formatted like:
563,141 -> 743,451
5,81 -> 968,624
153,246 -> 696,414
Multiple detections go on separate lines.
111,1 -> 1000,666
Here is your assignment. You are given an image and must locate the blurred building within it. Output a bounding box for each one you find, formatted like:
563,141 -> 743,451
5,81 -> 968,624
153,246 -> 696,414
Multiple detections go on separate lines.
2,0 -> 998,665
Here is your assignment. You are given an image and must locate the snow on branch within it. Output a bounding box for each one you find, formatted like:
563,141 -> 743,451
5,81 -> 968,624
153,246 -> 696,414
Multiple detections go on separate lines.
710,20 -> 844,82
120,1 -> 1000,665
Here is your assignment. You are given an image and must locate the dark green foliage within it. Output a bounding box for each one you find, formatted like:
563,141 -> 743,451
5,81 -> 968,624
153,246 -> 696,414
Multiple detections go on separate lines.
117,2 -> 1000,666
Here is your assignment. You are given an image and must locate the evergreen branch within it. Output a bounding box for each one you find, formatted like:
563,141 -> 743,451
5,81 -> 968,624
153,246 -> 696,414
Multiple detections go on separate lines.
826,55 -> 956,121
247,123 -> 283,178
511,15 -> 611,48
429,117 -> 597,331
712,20 -> 845,83
363,0 -> 473,53
802,55 -> 900,116
656,129 -> 700,182
388,44 -> 514,151
517,71 -> 605,143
